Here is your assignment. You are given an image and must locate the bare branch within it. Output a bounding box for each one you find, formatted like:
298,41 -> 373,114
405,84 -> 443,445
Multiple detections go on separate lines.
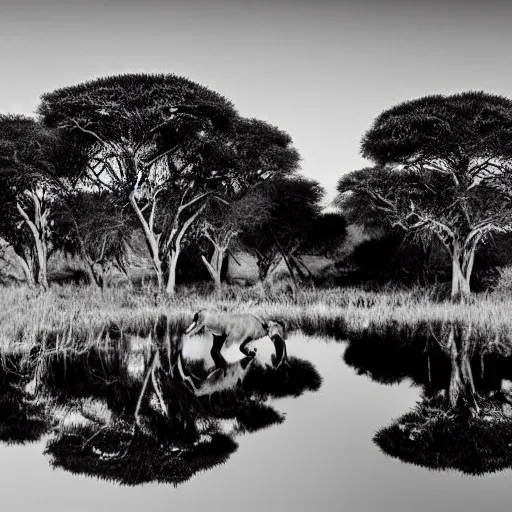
143,144 -> 180,170
179,191 -> 212,213
67,118 -> 117,154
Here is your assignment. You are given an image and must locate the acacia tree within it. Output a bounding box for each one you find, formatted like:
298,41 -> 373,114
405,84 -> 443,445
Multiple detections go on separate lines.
198,118 -> 300,295
54,191 -> 135,289
38,73 -> 237,294
338,92 -> 512,300
200,192 -> 273,296
0,115 -> 71,288
290,212 -> 347,282
241,177 -> 324,283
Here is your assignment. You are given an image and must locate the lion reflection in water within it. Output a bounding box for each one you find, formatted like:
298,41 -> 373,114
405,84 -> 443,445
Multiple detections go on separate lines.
184,310 -> 289,372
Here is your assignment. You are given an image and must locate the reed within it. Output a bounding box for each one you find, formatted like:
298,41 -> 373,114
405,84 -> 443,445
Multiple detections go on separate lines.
1,283 -> 512,352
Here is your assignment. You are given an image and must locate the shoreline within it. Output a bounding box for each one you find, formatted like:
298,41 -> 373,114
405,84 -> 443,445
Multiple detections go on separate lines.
1,284 -> 512,352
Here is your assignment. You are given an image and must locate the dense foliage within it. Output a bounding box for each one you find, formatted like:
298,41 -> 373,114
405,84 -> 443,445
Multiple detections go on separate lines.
338,92 -> 512,300
0,73 -> 336,293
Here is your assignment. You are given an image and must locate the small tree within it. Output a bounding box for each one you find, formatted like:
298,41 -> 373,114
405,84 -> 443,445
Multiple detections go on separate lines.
54,191 -> 135,288
338,92 -> 512,300
0,115 -> 69,288
200,192 -> 273,296
241,177 -> 324,283
39,73 -> 237,294
198,117 -> 300,295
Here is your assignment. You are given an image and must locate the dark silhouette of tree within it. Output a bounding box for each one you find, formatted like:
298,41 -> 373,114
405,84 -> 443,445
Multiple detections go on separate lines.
338,92 -> 512,301
0,115 -> 80,288
286,212 -> 347,284
299,212 -> 347,258
200,193 -> 272,296
38,73 -> 237,294
53,191 -> 136,289
198,117 -> 300,295
343,230 -> 435,286
241,177 -> 324,284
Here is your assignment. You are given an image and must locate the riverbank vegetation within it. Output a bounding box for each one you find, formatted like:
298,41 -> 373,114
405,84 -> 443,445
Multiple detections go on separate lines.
5,74 -> 512,476
4,280 -> 512,353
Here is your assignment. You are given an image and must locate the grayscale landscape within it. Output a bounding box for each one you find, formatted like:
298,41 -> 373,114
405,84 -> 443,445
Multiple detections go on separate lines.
1,1 -> 512,511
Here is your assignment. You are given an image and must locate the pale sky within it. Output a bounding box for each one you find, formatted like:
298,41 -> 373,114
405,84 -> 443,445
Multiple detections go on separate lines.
2,0 -> 512,206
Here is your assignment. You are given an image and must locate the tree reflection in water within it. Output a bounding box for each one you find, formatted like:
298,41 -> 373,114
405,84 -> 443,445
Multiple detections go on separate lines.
0,355 -> 48,444
0,319 -> 321,486
344,321 -> 512,475
14,315 -> 512,479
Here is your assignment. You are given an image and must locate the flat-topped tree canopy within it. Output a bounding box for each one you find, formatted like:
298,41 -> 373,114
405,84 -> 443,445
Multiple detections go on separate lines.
0,115 -> 95,197
0,114 -> 59,187
37,73 -> 238,190
199,116 -> 301,199
362,91 -> 512,166
342,91 -> 512,300
233,117 -> 300,180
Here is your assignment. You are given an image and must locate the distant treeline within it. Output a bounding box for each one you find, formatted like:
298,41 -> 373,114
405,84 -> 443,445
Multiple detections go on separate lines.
2,80 -> 512,300
0,73 -> 346,295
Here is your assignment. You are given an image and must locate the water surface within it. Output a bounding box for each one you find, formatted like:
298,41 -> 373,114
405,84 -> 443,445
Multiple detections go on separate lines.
1,332 -> 511,512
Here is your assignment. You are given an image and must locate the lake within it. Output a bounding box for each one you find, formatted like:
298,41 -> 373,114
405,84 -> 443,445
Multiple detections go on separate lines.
1,331 -> 512,512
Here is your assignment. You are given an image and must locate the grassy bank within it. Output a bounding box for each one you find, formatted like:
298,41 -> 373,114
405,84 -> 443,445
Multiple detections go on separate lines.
2,283 -> 512,352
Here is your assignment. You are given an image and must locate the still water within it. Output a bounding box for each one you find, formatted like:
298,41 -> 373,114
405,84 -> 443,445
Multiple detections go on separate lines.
1,331 -> 512,512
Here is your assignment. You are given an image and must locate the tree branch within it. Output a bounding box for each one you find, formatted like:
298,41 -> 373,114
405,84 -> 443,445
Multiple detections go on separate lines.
67,118 -> 117,154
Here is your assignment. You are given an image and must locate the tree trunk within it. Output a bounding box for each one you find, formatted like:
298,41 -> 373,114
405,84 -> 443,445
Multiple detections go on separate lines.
210,246 -> 224,282
462,237 -> 479,290
165,204 -> 206,296
154,259 -> 164,292
292,255 -> 318,285
450,241 -> 471,302
212,247 -> 225,296
201,250 -> 223,298
13,250 -> 35,286
95,263 -> 107,290
269,228 -> 297,291
35,236 -> 48,289
129,191 -> 164,292
83,259 -> 101,288
447,323 -> 479,416
72,226 -> 104,289
16,195 -> 49,290
166,249 -> 179,296
201,225 -> 236,297
115,258 -> 133,288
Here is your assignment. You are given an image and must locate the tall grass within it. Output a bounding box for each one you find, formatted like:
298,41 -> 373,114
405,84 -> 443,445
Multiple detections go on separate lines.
1,283 -> 512,352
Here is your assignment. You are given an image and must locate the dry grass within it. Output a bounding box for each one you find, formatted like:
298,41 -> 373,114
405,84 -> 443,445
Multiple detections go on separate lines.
1,282 -> 512,352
